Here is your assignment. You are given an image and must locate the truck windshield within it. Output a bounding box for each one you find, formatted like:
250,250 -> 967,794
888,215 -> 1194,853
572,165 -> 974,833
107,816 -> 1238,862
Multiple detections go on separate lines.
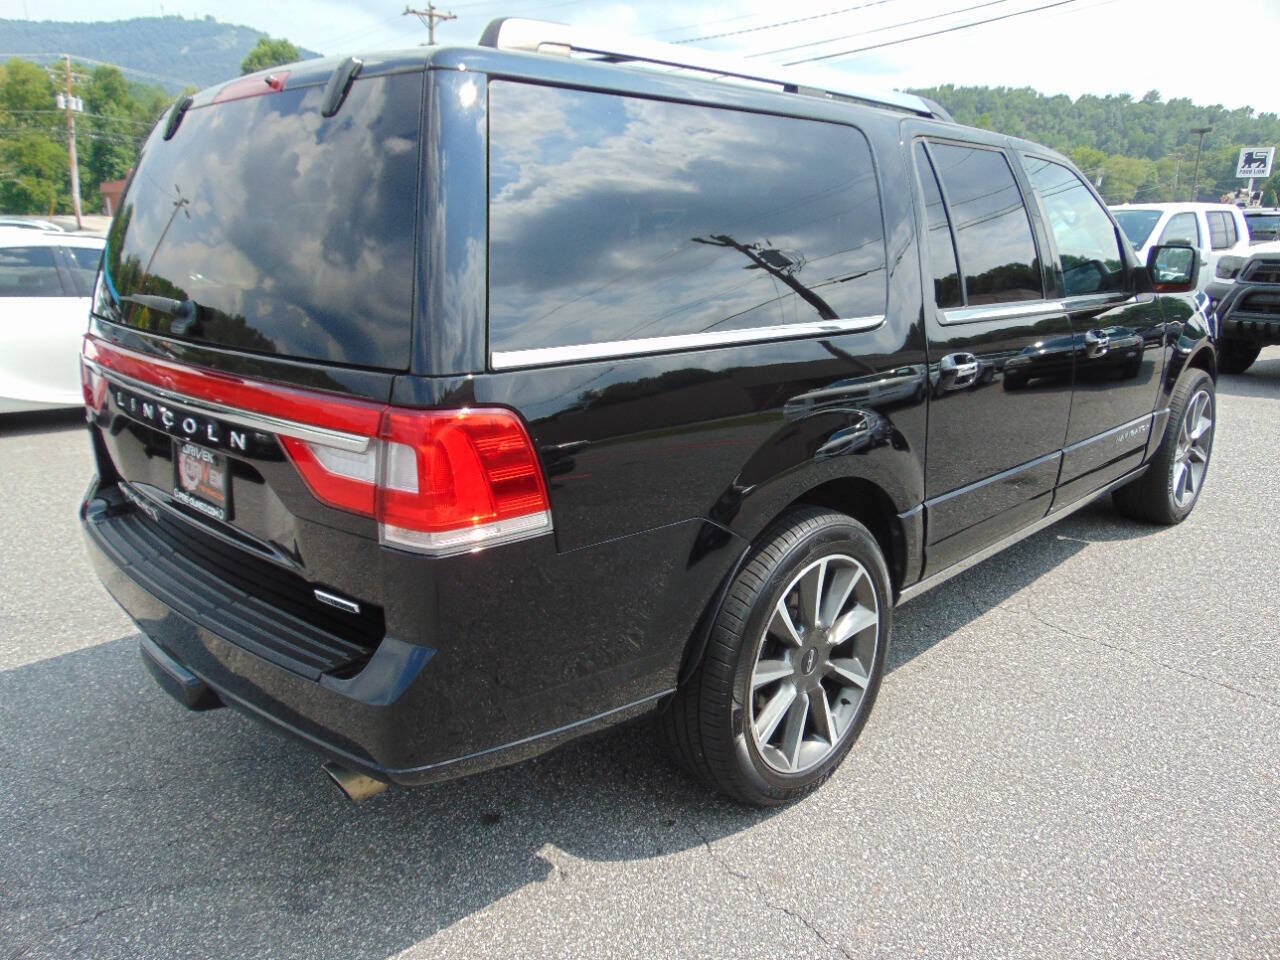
1112,210 -> 1162,248
1245,213 -> 1280,242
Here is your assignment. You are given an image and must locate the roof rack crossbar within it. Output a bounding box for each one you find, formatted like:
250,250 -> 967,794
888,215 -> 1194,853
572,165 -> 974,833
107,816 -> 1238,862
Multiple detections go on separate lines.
478,18 -> 939,119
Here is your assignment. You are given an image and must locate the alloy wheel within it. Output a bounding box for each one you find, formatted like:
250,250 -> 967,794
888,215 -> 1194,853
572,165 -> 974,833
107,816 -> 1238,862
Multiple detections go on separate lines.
748,554 -> 879,775
1172,388 -> 1213,508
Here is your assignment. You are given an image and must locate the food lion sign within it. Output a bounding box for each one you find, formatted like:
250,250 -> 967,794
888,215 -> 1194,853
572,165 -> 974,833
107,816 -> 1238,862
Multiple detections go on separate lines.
1236,147 -> 1275,179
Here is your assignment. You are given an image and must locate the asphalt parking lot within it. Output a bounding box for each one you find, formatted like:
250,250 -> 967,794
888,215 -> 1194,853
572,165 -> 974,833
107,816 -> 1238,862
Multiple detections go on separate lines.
2,349 -> 1277,960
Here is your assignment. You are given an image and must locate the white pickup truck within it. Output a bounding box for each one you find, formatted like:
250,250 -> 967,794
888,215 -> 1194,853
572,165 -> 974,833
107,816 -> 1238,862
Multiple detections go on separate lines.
1109,202 -> 1279,292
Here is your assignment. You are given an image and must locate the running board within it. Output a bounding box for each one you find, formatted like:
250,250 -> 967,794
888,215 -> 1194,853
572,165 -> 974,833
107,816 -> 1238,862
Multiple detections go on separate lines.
895,466 -> 1147,605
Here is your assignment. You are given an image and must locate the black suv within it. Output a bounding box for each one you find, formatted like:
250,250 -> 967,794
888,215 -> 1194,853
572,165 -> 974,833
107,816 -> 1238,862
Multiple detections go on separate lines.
80,20 -> 1218,807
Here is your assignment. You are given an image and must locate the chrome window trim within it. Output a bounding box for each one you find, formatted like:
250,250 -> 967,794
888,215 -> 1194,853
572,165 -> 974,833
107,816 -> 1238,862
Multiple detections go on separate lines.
940,299 -> 1065,325
1061,293 -> 1137,312
489,314 -> 885,370
86,361 -> 372,453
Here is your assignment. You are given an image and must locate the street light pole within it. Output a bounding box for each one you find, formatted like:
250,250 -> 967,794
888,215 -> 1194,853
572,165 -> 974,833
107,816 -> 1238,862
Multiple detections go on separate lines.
1189,126 -> 1212,203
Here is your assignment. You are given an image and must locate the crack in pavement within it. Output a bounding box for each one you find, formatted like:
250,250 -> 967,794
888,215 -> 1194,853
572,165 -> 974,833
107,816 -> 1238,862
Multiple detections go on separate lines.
691,825 -> 855,960
993,599 -> 1279,709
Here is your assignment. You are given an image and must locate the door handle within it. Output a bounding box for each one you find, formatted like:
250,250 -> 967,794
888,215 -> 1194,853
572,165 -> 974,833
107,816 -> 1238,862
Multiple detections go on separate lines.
938,353 -> 980,390
1084,330 -> 1110,358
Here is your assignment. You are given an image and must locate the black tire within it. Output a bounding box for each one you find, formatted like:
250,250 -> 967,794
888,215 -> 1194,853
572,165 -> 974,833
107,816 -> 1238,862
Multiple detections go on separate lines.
658,507 -> 891,806
1112,368 -> 1215,525
1217,339 -> 1260,375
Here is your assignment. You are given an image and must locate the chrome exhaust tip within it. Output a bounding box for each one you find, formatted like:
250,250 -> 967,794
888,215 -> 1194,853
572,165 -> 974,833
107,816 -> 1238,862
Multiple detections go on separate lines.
322,761 -> 389,803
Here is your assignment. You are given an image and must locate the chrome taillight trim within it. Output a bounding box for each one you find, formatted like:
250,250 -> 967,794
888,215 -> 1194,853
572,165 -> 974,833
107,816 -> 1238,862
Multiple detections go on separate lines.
85,360 -> 372,453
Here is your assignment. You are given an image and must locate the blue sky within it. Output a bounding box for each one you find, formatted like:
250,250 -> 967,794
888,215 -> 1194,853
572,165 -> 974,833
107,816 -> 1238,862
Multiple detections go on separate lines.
7,0 -> 1279,115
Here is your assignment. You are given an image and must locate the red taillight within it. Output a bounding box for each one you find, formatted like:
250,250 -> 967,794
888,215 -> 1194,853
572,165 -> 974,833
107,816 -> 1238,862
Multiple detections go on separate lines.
376,409 -> 552,552
81,336 -> 552,555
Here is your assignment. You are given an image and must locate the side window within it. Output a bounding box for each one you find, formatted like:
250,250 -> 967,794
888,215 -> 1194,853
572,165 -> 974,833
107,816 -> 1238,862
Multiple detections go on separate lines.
1224,213 -> 1238,248
913,142 -> 962,308
1023,157 -> 1125,297
1206,212 -> 1231,250
927,141 -> 1043,306
64,245 -> 102,297
488,82 -> 887,353
0,246 -> 65,297
1160,213 -> 1199,248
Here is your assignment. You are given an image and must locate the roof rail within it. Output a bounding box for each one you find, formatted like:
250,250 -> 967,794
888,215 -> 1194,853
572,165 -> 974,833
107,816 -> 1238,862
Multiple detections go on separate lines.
478,18 -> 941,120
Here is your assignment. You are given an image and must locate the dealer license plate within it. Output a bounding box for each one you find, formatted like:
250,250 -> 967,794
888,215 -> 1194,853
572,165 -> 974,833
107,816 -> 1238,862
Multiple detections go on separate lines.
172,441 -> 231,521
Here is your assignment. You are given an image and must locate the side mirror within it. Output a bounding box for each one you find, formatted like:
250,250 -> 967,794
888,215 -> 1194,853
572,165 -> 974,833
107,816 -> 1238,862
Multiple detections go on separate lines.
1146,244 -> 1199,293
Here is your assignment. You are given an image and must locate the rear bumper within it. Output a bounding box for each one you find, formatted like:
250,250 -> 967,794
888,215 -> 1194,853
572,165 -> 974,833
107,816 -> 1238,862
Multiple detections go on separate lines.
81,477 -> 714,786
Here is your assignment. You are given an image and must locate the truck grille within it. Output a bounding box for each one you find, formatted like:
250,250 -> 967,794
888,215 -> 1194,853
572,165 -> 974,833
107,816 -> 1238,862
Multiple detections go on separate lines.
1237,291 -> 1280,317
91,496 -> 385,679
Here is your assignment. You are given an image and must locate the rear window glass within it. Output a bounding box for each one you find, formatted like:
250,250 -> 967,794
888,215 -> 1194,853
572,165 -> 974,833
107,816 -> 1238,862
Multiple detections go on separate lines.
0,246 -> 63,297
102,73 -> 422,369
487,82 -> 887,354
1113,210 -> 1162,248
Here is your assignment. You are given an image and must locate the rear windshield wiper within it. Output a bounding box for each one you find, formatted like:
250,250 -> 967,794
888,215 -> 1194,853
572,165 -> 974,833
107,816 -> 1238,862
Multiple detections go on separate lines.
120,294 -> 201,335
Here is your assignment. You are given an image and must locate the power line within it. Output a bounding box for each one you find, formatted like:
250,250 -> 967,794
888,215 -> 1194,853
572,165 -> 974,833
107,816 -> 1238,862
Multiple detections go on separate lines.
748,0 -> 1018,58
778,0 -> 1087,64
673,0 -> 902,44
0,53 -> 189,86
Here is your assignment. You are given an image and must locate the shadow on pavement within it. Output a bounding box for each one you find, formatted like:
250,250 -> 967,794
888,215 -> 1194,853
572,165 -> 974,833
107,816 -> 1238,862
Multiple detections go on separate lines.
1214,352 -> 1280,399
1,502 -> 1154,959
0,408 -> 86,437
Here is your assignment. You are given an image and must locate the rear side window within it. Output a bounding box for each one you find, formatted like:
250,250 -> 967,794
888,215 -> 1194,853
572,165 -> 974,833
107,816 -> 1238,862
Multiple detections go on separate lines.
1160,213 -> 1199,247
1245,213 -> 1280,241
1023,157 -> 1125,297
103,73 -> 423,369
1206,211 -> 1238,250
487,82 -> 887,354
926,142 -> 1042,305
0,246 -> 64,297
913,143 -> 962,308
65,245 -> 101,296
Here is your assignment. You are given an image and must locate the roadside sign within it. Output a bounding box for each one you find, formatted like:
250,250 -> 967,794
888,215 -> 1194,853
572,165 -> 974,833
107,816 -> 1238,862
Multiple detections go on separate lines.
1236,147 -> 1274,178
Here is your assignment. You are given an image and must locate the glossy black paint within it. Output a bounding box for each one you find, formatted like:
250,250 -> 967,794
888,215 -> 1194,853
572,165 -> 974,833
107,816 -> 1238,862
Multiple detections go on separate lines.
81,44 -> 1215,787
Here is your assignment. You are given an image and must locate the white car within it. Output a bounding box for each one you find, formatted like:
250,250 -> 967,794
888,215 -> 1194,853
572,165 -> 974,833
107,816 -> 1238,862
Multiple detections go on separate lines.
1109,202 -> 1278,291
0,228 -> 104,413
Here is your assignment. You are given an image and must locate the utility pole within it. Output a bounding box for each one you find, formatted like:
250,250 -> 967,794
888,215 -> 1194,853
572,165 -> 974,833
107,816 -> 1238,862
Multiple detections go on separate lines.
1189,126 -> 1212,203
403,3 -> 456,44
62,54 -> 83,230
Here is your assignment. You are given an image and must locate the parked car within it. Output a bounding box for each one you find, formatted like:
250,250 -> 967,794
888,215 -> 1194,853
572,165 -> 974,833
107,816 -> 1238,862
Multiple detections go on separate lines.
1204,251 -> 1280,373
1110,202 -> 1260,291
0,218 -> 65,232
0,228 -> 104,413
79,20 -> 1218,807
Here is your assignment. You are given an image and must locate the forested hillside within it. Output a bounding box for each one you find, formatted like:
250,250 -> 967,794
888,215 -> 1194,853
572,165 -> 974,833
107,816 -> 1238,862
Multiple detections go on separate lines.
915,85 -> 1280,205
0,16 -> 318,91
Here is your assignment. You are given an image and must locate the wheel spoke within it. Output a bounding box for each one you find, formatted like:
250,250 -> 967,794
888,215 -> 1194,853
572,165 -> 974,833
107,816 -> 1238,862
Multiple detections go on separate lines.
1187,444 -> 1208,464
798,560 -> 826,629
754,683 -> 797,743
810,684 -> 839,744
780,691 -> 809,770
820,564 -> 862,627
752,659 -> 792,689
770,601 -> 804,647
828,656 -> 870,688
1191,415 -> 1212,441
829,605 -> 877,645
1187,460 -> 1204,494
1172,460 -> 1187,502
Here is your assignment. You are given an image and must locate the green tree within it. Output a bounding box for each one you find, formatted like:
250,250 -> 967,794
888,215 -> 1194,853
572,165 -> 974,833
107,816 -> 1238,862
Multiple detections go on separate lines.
240,37 -> 300,75
0,132 -> 68,214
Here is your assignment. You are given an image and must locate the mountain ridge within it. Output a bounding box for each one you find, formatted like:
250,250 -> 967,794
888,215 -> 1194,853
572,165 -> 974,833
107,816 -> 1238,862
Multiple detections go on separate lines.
0,15 -> 320,91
